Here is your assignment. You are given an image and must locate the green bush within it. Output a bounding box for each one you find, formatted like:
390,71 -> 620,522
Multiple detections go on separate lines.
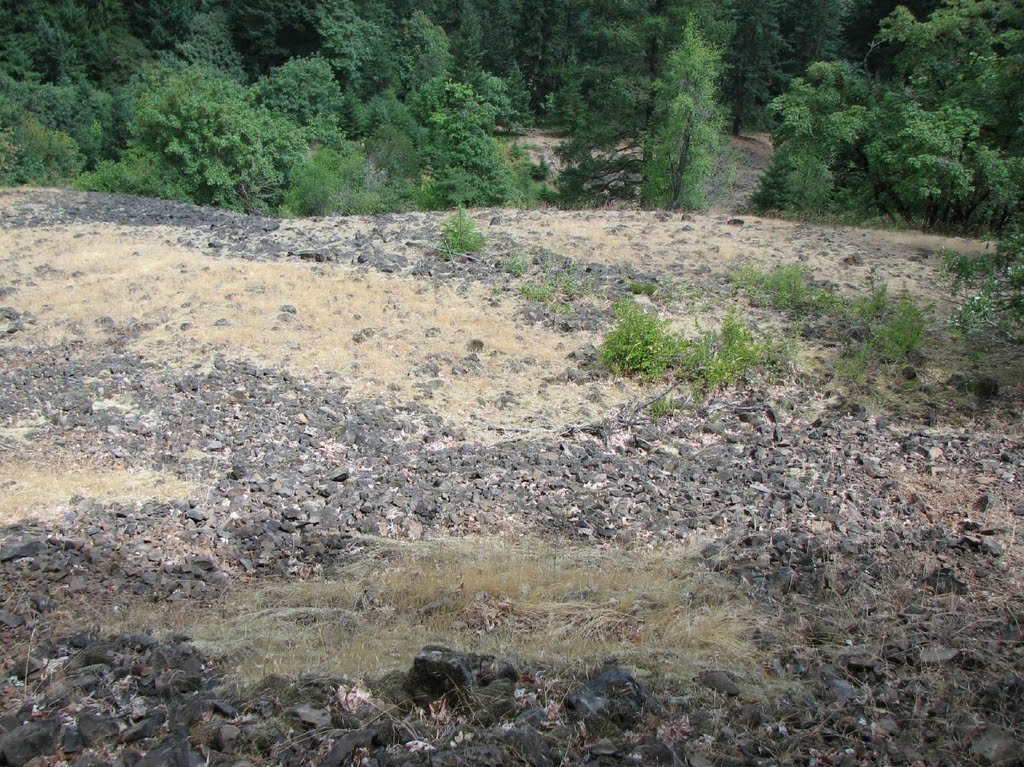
439,208 -> 486,255
732,264 -> 839,314
1,113 -> 84,185
678,311 -> 788,392
282,146 -> 386,217
114,65 -> 306,212
628,282 -> 658,297
600,301 -> 682,379
944,233 -> 1024,344
519,282 -> 557,303
252,56 -> 345,128
76,151 -> 188,200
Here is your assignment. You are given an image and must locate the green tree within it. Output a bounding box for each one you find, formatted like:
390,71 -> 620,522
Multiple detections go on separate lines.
399,11 -> 452,94
643,25 -> 724,209
723,0 -> 783,135
81,65 -> 306,212
252,55 -> 345,128
415,77 -> 511,207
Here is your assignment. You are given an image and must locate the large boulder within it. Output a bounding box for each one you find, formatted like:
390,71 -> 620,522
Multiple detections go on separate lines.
404,647 -> 517,708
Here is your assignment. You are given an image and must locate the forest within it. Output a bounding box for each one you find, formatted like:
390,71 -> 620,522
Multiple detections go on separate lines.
0,0 -> 1022,234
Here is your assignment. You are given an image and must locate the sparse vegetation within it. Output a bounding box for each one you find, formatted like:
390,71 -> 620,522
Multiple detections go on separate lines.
150,538 -> 758,682
439,208 -> 486,256
733,264 -> 927,378
500,251 -> 532,277
944,232 -> 1024,344
677,310 -> 789,393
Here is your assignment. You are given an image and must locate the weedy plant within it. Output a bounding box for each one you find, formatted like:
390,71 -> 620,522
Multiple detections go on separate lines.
732,263 -> 839,314
628,281 -> 658,297
500,251 -> 532,277
601,301 -> 787,392
439,208 -> 487,257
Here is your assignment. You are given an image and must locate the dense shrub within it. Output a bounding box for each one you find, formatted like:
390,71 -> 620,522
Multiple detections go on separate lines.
79,66 -> 306,212
600,301 -> 682,379
1,113 -> 84,185
282,147 -> 386,217
945,233 -> 1024,344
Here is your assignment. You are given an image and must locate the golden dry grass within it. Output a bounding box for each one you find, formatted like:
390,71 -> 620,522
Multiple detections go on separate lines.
0,224 -> 641,438
114,537 -> 761,686
0,455 -> 194,525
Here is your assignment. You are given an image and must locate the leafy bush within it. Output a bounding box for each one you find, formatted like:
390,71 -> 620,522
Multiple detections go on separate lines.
600,301 -> 682,379
415,78 -> 512,208
76,151 -> 188,200
439,209 -> 486,255
98,65 -> 307,212
945,233 -> 1024,344
252,56 -> 346,128
282,146 -> 387,217
519,282 -> 557,303
677,311 -> 788,392
1,113 -> 84,185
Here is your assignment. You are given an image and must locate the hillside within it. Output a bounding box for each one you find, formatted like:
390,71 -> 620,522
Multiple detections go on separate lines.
1,189 -> 1023,766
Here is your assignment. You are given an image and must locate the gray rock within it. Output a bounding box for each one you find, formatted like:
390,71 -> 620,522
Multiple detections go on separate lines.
0,719 -> 59,766
564,669 -> 661,731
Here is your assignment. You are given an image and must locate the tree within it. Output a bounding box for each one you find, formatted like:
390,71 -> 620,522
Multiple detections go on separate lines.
399,11 -> 452,94
643,25 -> 724,209
252,55 -> 345,128
723,0 -> 783,135
85,65 -> 306,212
414,77 -> 511,207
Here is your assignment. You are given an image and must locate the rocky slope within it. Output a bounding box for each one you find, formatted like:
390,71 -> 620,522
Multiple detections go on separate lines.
1,190 -> 1022,767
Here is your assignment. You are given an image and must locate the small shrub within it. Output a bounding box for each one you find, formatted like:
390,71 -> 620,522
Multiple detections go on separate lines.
501,252 -> 532,277
519,282 -> 556,302
282,147 -> 384,217
732,264 -> 838,314
678,310 -> 788,392
873,297 -> 925,360
600,301 -> 682,379
439,209 -> 486,256
628,282 -> 658,296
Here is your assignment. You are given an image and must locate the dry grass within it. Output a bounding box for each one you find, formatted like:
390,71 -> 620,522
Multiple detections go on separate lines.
0,455 -> 194,525
0,225 -> 639,439
114,537 -> 762,686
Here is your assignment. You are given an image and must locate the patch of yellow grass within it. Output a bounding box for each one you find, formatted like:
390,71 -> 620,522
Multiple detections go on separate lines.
0,457 -> 194,524
0,225 -> 639,437
116,537 -> 761,685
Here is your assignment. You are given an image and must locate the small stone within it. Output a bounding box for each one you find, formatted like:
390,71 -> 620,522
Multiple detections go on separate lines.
295,706 -> 331,729
920,646 -> 960,665
696,670 -> 740,696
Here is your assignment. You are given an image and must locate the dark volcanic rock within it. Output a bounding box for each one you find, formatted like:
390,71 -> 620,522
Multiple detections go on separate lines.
564,669 -> 662,730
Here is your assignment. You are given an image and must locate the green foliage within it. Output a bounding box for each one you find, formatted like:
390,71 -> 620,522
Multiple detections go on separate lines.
0,113 -> 84,185
176,9 -> 245,81
75,150 -> 188,200
628,282 -> 658,296
252,56 -> 345,128
732,264 -> 840,314
600,301 -> 682,379
944,233 -> 1024,343
733,264 -> 927,377
757,1 -> 1024,233
644,25 -> 724,210
439,209 -> 487,256
501,252 -> 532,277
282,146 -> 388,217
519,282 -> 557,303
400,12 -> 452,94
723,0 -> 783,135
81,65 -> 306,212
677,310 -> 788,392
415,78 -> 511,208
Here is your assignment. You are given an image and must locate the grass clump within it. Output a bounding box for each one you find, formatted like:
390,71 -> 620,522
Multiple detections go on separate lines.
439,208 -> 486,256
500,251 -> 532,277
600,301 -> 682,379
628,281 -> 658,297
732,263 -> 839,314
519,282 -> 557,303
678,310 -> 790,393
